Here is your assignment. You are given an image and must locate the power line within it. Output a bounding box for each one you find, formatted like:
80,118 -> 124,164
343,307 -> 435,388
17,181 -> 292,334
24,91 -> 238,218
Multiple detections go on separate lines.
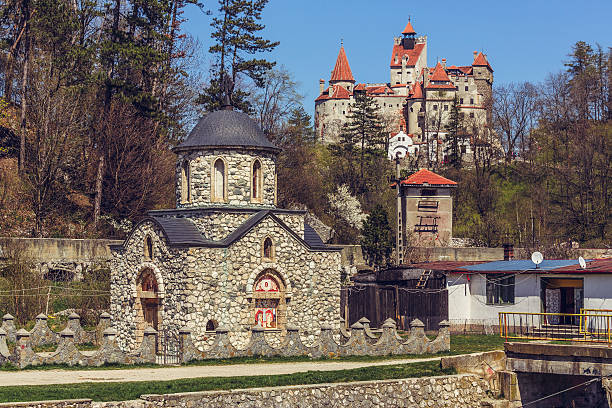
520,377 -> 600,407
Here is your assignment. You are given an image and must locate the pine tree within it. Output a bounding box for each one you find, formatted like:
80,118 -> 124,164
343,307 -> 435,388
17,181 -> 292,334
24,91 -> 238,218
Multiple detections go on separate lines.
198,0 -> 279,112
444,96 -> 464,168
360,205 -> 393,267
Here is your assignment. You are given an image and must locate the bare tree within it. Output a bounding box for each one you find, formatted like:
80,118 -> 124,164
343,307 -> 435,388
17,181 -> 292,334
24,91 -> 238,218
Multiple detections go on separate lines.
493,82 -> 538,162
253,67 -> 302,139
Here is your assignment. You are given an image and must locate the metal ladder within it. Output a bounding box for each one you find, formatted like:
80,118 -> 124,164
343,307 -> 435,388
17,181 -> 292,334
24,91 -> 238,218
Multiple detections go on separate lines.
416,270 -> 432,289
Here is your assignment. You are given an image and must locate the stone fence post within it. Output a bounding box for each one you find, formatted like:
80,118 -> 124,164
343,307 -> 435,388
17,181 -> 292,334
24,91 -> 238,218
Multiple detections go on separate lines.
1,314 -> 16,343
179,326 -> 200,363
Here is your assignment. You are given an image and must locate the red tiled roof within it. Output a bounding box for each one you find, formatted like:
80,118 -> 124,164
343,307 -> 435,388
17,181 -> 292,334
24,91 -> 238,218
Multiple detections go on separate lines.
366,85 -> 394,95
331,85 -> 351,99
402,21 -> 416,35
331,46 -> 355,82
472,52 -> 493,71
315,85 -> 352,101
354,83 -> 366,91
390,43 -> 425,68
430,62 -> 451,82
410,81 -> 424,99
400,168 -> 457,186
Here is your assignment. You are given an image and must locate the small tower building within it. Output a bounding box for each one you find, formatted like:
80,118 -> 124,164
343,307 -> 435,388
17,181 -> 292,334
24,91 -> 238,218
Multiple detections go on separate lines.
394,169 -> 457,264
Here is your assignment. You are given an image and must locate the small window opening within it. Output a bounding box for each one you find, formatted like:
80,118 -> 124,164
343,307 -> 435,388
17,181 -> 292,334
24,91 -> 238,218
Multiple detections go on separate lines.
180,160 -> 190,203
263,237 -> 273,260
213,158 -> 226,201
206,320 -> 218,332
252,160 -> 262,201
144,236 -> 153,260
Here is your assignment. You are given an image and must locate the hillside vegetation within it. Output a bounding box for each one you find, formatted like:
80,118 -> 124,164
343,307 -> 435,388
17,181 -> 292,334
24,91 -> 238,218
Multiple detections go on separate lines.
0,1 -> 609,251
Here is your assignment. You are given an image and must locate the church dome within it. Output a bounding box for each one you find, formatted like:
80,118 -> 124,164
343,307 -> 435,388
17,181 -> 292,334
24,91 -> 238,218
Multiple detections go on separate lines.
174,109 -> 280,153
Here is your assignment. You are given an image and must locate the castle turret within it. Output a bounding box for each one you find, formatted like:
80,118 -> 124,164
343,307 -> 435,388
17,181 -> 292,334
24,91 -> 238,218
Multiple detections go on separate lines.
329,45 -> 355,93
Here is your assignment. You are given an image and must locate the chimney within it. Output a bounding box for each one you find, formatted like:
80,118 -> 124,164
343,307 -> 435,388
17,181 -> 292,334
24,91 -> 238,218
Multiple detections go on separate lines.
503,244 -> 514,261
319,79 -> 325,94
441,58 -> 446,68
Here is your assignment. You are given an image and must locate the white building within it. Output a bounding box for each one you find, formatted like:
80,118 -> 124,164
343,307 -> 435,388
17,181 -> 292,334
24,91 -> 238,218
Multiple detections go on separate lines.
439,259 -> 612,331
388,130 -> 417,160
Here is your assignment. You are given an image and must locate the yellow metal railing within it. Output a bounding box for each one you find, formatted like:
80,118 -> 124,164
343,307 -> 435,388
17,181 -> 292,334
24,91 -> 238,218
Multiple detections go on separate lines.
579,309 -> 612,334
499,311 -> 612,345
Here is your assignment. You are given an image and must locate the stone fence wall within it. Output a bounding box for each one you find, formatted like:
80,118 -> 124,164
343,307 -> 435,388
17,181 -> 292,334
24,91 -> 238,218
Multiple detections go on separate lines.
0,313 -> 450,368
0,374 -> 492,407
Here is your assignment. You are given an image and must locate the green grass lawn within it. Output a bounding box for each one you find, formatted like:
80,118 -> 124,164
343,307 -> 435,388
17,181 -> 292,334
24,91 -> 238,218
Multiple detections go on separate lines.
0,360 -> 455,403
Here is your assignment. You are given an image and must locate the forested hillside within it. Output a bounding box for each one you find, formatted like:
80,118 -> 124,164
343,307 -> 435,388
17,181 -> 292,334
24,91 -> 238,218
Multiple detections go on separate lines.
0,0 -> 610,252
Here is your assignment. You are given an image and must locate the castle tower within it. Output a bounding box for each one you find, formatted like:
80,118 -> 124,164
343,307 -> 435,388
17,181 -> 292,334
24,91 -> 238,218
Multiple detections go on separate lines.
390,20 -> 427,86
329,44 -> 355,93
472,52 -> 494,122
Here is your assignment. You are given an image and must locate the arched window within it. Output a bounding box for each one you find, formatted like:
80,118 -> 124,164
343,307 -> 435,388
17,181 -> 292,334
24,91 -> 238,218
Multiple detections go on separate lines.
263,237 -> 273,260
205,319 -> 218,332
251,159 -> 262,201
212,158 -> 226,202
144,236 -> 153,260
180,160 -> 190,203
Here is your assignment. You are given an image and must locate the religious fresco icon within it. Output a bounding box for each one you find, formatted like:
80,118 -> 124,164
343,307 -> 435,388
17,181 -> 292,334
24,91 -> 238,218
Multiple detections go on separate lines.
254,275 -> 279,292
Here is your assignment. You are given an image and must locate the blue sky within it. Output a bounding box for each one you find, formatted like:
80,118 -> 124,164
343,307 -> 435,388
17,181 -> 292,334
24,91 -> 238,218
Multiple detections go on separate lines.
182,0 -> 612,117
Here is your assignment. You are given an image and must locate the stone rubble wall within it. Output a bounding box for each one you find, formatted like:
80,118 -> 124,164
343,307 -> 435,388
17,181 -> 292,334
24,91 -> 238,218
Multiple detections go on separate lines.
176,149 -> 277,208
0,314 -> 449,368
110,217 -> 342,352
0,374 -> 490,407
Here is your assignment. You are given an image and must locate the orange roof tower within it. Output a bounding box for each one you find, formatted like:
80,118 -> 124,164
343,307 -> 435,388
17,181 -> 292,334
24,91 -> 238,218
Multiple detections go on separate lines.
330,46 -> 355,83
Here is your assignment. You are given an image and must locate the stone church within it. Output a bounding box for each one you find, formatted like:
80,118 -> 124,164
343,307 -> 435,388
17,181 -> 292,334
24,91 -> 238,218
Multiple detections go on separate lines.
109,108 -> 342,351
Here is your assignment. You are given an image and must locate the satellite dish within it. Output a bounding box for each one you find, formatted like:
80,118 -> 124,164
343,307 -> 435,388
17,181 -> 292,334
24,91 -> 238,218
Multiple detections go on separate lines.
579,256 -> 587,269
531,251 -> 544,268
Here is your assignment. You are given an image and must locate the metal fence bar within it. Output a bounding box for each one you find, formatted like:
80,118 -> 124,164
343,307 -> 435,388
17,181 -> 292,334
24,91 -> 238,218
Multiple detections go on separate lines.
498,311 -> 612,344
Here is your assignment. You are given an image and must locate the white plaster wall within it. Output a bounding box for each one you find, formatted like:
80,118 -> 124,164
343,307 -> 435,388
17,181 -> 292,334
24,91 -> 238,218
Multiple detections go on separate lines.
448,274 -> 542,325
584,275 -> 612,310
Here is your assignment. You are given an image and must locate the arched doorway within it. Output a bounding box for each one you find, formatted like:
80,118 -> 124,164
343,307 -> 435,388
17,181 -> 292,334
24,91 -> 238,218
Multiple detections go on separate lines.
135,269 -> 161,343
252,270 -> 286,330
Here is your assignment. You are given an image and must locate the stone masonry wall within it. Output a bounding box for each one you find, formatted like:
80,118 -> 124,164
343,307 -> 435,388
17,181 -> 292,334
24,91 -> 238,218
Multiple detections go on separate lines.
111,214 -> 341,351
3,374 -> 489,407
176,149 -> 276,208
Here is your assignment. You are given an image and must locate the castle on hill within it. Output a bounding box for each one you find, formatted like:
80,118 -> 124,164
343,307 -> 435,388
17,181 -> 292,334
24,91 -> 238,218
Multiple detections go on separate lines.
314,20 -> 493,164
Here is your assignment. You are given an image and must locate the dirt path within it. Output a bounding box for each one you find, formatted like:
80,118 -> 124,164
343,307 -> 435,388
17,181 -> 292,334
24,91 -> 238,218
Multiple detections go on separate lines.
0,357 -> 444,386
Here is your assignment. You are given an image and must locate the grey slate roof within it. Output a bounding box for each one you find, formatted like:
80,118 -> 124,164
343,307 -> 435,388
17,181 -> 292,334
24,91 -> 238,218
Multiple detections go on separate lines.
149,217 -> 208,246
175,110 -> 280,152
114,211 -> 340,252
304,223 -> 326,248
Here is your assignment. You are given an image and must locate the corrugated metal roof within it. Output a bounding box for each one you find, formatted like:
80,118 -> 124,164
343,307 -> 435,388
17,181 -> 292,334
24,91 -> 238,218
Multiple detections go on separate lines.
398,259 -> 612,274
459,259 -> 581,272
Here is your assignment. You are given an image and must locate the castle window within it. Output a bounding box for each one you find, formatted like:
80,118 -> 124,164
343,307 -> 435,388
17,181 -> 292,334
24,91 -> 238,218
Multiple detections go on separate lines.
465,86 -> 468,91
144,236 -> 153,260
444,105 -> 448,111
263,237 -> 274,260
433,105 -> 438,111
459,98 -> 464,104
252,159 -> 263,202
212,158 -> 226,202
180,160 -> 191,203
470,98 -> 474,105
470,112 -> 475,118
